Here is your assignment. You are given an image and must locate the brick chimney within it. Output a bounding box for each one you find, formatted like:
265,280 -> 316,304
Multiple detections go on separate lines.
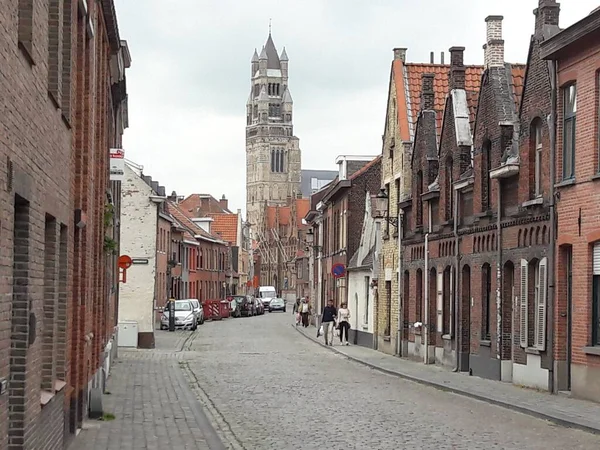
219,194 -> 228,211
483,16 -> 504,68
167,191 -> 179,203
421,73 -> 435,111
534,0 -> 560,33
393,48 -> 407,62
449,46 -> 466,90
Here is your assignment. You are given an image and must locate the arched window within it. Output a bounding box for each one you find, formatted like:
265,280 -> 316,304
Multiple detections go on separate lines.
445,157 -> 453,220
416,171 -> 423,227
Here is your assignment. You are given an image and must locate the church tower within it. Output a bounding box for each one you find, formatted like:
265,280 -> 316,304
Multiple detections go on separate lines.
246,33 -> 301,230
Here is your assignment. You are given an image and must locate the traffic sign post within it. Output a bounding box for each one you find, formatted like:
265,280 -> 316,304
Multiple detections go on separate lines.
332,263 -> 346,279
168,298 -> 176,332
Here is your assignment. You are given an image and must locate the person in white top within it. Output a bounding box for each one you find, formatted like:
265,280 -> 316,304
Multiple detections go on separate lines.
337,302 -> 351,345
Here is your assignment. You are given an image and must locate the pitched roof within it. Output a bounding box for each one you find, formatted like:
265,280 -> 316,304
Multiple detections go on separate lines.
166,201 -> 223,244
179,194 -> 231,217
264,33 -> 281,70
509,64 -> 526,113
401,62 -> 484,137
207,213 -> 238,245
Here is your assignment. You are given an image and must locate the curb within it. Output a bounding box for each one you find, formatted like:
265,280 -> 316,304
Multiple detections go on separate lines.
293,324 -> 600,436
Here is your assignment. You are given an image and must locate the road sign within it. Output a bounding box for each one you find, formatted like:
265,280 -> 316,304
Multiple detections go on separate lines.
118,255 -> 133,269
332,263 -> 346,279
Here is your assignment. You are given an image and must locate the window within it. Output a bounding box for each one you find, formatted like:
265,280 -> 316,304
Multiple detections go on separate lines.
482,263 -> 492,341
42,216 -> 58,391
18,0 -> 34,61
416,172 -> 423,228
48,0 -> 63,104
445,158 -> 453,221
529,118 -> 542,198
562,84 -> 577,179
384,182 -> 391,235
593,243 -> 600,346
364,276 -> 370,325
519,258 -> 548,350
385,281 -> 392,336
271,149 -> 285,173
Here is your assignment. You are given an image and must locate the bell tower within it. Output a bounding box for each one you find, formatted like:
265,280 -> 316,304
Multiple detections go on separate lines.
245,33 -> 301,230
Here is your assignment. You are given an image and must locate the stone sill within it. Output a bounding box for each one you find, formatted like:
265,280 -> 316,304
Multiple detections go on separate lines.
582,346 -> 600,356
523,197 -> 544,208
442,334 -> 452,341
40,390 -> 54,407
480,340 -> 491,347
555,178 -> 576,189
361,325 -> 369,331
525,347 -> 541,355
383,336 -> 391,342
591,173 -> 600,182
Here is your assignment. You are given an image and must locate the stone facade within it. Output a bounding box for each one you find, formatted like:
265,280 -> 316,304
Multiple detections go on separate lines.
246,33 -> 301,232
541,5 -> 600,402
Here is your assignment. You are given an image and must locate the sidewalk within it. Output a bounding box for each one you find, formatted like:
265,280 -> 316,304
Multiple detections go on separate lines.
295,324 -> 600,435
69,332 -> 225,450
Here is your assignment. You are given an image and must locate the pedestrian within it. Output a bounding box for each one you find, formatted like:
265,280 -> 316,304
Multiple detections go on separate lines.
337,302 -> 351,345
320,300 -> 337,346
294,298 -> 301,326
300,298 -> 311,328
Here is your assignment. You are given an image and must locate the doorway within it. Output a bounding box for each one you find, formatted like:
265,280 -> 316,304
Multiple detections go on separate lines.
460,264 -> 471,372
566,246 -> 573,390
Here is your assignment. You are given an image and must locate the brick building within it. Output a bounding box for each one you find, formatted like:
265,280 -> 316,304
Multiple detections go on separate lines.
309,155 -> 381,315
541,5 -> 600,402
168,200 -> 229,302
375,46 -> 483,356
390,3 -> 563,393
1,0 -> 129,447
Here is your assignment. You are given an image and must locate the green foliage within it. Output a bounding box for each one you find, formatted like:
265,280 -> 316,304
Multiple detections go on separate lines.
104,236 -> 117,254
104,203 -> 115,229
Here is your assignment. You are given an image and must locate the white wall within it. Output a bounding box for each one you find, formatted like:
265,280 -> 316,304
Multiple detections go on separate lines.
119,164 -> 158,333
348,269 -> 374,334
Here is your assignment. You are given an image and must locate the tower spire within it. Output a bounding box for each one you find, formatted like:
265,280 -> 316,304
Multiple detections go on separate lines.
269,18 -> 272,35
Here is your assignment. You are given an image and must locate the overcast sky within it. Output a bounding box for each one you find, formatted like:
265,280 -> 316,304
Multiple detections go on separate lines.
114,0 -> 597,216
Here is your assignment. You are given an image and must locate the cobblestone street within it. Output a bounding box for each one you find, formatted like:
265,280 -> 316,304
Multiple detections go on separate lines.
182,311 -> 600,450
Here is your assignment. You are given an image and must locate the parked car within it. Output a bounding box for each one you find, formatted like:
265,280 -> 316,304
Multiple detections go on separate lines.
189,299 -> 205,325
254,298 -> 265,315
239,296 -> 255,317
229,296 -> 243,318
268,298 -> 286,312
160,299 -> 198,330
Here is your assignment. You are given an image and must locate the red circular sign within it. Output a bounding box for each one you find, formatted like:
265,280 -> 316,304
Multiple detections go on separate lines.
118,255 -> 133,269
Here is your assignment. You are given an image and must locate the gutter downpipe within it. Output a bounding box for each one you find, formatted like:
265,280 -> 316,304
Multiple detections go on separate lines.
496,175 -> 503,374
397,209 -> 404,356
424,231 -> 430,364
453,184 -> 461,372
547,59 -> 557,394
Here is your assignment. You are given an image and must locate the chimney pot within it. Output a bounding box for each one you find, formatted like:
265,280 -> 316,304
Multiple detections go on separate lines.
441,51 -> 445,65
430,51 -> 434,64
534,0 -> 560,32
449,47 -> 466,90
393,47 -> 407,62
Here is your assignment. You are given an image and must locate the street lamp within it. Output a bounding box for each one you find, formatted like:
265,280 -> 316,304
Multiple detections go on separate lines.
306,228 -> 314,245
374,188 -> 398,227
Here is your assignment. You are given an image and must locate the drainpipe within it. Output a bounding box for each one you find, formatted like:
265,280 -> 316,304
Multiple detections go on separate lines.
496,179 -> 503,370
424,231 -> 430,364
453,187 -> 460,372
547,59 -> 558,394
397,209 -> 404,356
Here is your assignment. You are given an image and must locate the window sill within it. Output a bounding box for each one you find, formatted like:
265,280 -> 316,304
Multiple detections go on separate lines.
522,197 -> 544,208
362,325 -> 369,331
383,336 -> 391,342
525,347 -> 541,355
582,346 -> 600,356
383,233 -> 390,241
480,340 -> 491,347
555,178 -> 576,189
54,380 -> 67,393
591,173 -> 600,182
392,232 -> 399,239
442,334 -> 452,341
18,40 -> 35,66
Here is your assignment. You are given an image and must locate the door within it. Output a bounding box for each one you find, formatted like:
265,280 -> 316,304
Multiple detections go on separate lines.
566,247 -> 573,390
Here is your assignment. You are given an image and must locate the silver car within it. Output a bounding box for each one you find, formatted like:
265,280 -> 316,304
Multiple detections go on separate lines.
160,300 -> 198,330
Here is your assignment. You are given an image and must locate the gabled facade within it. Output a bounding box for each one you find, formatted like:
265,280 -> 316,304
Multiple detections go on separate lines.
376,47 -> 483,356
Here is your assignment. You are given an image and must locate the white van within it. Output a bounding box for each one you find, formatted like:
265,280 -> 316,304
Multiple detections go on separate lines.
258,286 -> 277,308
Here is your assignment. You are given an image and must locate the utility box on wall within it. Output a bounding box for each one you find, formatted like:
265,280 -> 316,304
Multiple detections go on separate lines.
117,321 -> 138,347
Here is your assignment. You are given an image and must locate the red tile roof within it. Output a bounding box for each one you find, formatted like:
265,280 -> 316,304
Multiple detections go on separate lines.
295,198 -> 310,224
207,213 -> 238,245
510,64 -> 526,113
401,62 -> 484,136
180,194 -> 231,217
166,201 -> 223,243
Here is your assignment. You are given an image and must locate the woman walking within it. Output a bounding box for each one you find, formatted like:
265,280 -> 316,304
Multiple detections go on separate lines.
337,302 -> 351,345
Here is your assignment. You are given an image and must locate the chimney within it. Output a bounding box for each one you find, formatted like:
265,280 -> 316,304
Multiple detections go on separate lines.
421,73 -> 435,111
393,47 -> 407,62
441,52 -> 445,65
534,0 -> 560,33
167,191 -> 178,203
483,16 -> 504,68
449,46 -> 466,90
430,51 -> 434,64
219,194 -> 228,211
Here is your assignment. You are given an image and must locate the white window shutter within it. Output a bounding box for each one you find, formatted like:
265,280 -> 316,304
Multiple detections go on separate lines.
535,257 -> 548,351
520,259 -> 529,348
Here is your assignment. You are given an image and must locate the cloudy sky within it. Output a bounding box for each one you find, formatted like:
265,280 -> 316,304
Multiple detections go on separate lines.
114,0 -> 597,216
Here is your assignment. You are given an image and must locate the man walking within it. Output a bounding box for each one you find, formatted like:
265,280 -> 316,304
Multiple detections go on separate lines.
321,300 -> 337,346
300,298 -> 311,328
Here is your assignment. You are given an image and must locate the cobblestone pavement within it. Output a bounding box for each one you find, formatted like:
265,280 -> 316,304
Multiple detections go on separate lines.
184,311 -> 600,450
69,331 -> 225,450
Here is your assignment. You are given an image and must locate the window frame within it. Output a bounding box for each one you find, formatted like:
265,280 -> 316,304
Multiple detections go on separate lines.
534,121 -> 542,197
562,83 -> 577,180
